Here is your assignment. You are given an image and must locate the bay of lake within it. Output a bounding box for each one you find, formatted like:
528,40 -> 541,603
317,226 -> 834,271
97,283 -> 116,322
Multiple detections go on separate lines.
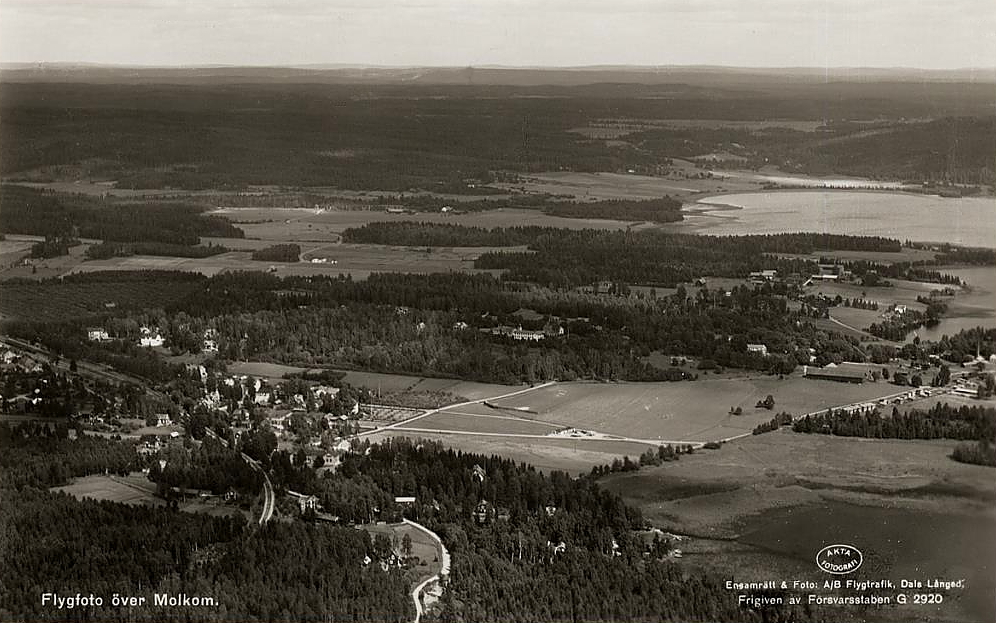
684,191 -> 996,249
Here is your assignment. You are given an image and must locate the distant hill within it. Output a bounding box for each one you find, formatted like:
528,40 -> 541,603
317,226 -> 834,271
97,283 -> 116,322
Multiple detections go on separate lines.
2,63 -> 994,86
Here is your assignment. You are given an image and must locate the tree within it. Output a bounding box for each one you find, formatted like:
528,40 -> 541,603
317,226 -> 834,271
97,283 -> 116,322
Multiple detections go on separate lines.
402,533 -> 413,559
933,365 -> 951,387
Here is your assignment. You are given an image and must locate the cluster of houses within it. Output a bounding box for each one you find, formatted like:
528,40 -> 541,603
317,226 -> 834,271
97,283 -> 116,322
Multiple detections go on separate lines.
87,326 -> 218,352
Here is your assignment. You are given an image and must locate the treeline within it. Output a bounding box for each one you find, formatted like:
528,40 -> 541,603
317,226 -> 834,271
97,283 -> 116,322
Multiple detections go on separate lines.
341,222 -> 545,247
251,244 -> 300,262
148,437 -> 263,495
86,240 -> 229,260
543,197 -> 683,223
752,412 -> 795,435
0,426 -> 144,489
5,269 -> 869,383
477,230 -> 901,287
792,403 -> 996,442
952,441 -> 996,467
927,327 -> 996,362
0,185 -> 243,245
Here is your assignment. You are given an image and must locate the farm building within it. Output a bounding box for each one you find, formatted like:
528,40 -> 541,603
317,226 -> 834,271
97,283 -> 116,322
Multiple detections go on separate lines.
803,364 -> 866,384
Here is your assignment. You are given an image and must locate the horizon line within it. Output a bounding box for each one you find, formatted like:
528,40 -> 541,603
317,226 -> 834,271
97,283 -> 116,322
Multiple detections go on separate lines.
3,62 -> 995,73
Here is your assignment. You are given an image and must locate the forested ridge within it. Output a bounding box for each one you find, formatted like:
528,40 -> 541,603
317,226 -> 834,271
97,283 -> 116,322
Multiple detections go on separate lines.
3,82 -> 992,190
5,271 -> 872,383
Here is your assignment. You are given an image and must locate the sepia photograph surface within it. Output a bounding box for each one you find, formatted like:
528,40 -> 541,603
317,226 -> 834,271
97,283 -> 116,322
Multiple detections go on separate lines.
0,2 -> 994,622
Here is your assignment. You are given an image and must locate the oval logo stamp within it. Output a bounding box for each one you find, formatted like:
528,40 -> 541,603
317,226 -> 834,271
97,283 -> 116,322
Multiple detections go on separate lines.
816,544 -> 863,575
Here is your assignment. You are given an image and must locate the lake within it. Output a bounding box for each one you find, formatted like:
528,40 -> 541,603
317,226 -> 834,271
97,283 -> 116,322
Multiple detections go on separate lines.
913,266 -> 996,341
684,191 -> 996,248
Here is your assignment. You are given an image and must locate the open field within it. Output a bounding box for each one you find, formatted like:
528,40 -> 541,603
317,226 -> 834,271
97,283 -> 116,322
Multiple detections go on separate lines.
777,247 -> 938,265
51,473 -> 165,507
434,376 -> 906,443
51,473 -> 248,519
602,430 -> 996,534
366,430 -> 658,474
497,171 -> 759,201
403,410 -> 564,436
226,363 -> 519,401
63,246 -> 505,280
600,430 -> 996,623
212,206 -> 643,238
359,522 -> 443,585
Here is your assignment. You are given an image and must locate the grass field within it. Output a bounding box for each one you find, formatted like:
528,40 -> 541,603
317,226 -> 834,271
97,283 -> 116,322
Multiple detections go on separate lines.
51,473 -> 165,507
403,410 -> 564,436
225,363 -> 520,402
359,522 -> 443,585
498,170 -> 758,202
366,430 -> 658,474
431,376 -> 904,443
601,429 -> 996,535
212,206 -> 642,239
52,472 -> 248,519
599,430 -> 996,623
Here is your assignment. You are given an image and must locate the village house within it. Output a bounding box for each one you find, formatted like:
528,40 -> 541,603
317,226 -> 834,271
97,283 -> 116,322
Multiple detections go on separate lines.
87,327 -> 111,342
138,327 -> 164,348
746,344 -> 768,357
748,269 -> 777,284
287,490 -> 319,513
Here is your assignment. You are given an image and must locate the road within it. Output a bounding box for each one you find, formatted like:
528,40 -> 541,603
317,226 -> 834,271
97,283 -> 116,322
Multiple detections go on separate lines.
204,428 -> 274,525
240,451 -> 275,525
403,518 -> 450,623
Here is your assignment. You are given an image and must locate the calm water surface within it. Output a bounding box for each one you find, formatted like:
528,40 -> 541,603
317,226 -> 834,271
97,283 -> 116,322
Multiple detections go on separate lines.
686,191 -> 996,248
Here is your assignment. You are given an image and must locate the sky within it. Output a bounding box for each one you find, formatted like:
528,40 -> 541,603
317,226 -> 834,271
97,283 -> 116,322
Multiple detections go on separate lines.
1,0 -> 994,69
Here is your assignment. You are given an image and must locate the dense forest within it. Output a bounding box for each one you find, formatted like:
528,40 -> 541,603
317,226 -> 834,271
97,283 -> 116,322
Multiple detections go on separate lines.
251,244 -> 301,262
279,438 -> 814,622
3,269 -> 873,383
0,489 -> 412,622
542,197 -> 683,223
0,426 -> 144,489
86,240 -> 230,260
342,223 -> 546,247
2,80 -> 992,190
0,185 -> 243,245
476,229 -> 900,287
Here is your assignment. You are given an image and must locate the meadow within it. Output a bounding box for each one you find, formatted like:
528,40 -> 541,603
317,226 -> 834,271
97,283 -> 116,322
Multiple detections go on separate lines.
600,429 -> 996,623
52,472 -> 248,519
431,376 -> 905,443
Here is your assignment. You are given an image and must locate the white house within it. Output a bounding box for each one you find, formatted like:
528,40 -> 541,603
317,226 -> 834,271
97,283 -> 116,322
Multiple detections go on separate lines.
87,328 -> 111,342
747,344 -> 768,357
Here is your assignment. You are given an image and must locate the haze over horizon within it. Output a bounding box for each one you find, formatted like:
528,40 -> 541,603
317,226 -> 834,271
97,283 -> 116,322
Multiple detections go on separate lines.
2,0 -> 994,71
